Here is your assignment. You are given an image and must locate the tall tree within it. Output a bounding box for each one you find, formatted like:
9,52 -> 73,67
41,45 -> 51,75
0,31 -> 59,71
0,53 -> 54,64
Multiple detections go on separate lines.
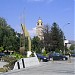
0,17 -> 20,52
0,17 -> 7,27
70,44 -> 75,50
31,36 -> 42,53
50,22 -> 64,52
43,22 -> 64,53
43,25 -> 51,52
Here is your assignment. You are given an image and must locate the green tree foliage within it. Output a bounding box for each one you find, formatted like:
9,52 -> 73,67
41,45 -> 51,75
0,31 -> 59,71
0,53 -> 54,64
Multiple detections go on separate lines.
43,25 -> 51,53
51,23 -> 64,50
43,22 -> 64,53
42,50 -> 46,56
31,36 -> 42,53
0,17 -> 7,27
0,17 -> 20,52
70,44 -> 75,50
50,23 -> 64,52
0,46 -> 4,52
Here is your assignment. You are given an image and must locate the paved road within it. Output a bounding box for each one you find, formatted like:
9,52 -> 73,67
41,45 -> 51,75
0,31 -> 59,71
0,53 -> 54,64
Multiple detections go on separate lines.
0,57 -> 75,75
0,61 -> 8,68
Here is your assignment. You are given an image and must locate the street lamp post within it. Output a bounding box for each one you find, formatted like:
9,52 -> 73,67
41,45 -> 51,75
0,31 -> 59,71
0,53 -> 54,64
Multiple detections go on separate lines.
63,23 -> 70,55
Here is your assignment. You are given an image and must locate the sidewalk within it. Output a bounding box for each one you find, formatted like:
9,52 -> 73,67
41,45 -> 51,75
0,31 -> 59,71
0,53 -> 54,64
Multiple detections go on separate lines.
0,61 -> 8,68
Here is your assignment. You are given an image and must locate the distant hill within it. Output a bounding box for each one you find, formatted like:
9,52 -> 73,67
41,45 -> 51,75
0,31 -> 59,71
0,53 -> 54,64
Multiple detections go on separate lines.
69,40 -> 75,44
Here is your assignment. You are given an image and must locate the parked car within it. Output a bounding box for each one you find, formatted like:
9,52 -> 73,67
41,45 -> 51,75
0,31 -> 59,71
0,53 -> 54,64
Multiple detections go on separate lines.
0,53 -> 6,58
71,54 -> 75,57
49,52 -> 68,60
36,53 -> 49,62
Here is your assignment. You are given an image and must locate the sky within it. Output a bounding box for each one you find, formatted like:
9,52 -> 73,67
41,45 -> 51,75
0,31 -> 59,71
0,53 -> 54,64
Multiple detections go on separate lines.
0,0 -> 74,40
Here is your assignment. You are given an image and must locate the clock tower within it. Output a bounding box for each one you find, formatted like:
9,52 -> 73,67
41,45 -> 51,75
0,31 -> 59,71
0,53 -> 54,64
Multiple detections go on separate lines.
36,18 -> 44,40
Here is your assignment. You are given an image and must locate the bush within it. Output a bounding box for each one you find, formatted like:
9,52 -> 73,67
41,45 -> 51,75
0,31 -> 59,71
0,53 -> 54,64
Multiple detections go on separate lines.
55,49 -> 60,53
2,56 -> 17,62
2,56 -> 17,70
0,67 -> 8,72
0,46 -> 4,52
12,52 -> 24,59
42,50 -> 46,56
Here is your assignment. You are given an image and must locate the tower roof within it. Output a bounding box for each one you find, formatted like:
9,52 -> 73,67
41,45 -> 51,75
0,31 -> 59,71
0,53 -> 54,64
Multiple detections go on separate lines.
37,17 -> 42,23
38,19 -> 42,23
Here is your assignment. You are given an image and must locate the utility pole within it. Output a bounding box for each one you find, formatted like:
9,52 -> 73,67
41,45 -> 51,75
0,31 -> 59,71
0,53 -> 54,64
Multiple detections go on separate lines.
63,23 -> 70,55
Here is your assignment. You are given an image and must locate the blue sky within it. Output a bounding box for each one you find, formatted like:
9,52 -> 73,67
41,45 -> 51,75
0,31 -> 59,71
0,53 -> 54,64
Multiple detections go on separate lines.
0,0 -> 74,40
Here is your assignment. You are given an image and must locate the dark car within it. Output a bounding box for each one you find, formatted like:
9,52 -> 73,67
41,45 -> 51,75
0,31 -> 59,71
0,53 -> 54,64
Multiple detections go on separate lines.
36,53 -> 49,62
71,54 -> 75,57
0,53 -> 6,58
49,52 -> 68,60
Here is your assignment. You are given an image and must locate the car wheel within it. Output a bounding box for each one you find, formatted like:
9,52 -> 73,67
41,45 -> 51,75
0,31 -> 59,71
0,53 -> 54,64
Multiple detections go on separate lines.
48,58 -> 50,61
63,58 -> 65,60
40,59 -> 43,62
65,58 -> 68,60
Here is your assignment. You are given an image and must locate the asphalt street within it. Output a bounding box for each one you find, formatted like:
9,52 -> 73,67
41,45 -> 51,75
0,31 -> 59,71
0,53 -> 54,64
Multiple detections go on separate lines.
0,62 -> 8,68
0,57 -> 75,75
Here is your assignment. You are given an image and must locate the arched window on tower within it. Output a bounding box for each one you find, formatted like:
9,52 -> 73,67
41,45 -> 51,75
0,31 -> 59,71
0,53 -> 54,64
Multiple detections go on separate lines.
37,23 -> 39,25
41,23 -> 42,25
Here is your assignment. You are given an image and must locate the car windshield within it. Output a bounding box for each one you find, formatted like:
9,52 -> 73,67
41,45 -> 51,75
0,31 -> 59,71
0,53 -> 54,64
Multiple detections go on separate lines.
52,53 -> 61,56
0,53 -> 5,56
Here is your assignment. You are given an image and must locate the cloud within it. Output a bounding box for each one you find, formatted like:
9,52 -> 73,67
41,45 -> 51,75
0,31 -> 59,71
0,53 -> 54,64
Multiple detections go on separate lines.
32,27 -> 36,30
28,27 -> 36,38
